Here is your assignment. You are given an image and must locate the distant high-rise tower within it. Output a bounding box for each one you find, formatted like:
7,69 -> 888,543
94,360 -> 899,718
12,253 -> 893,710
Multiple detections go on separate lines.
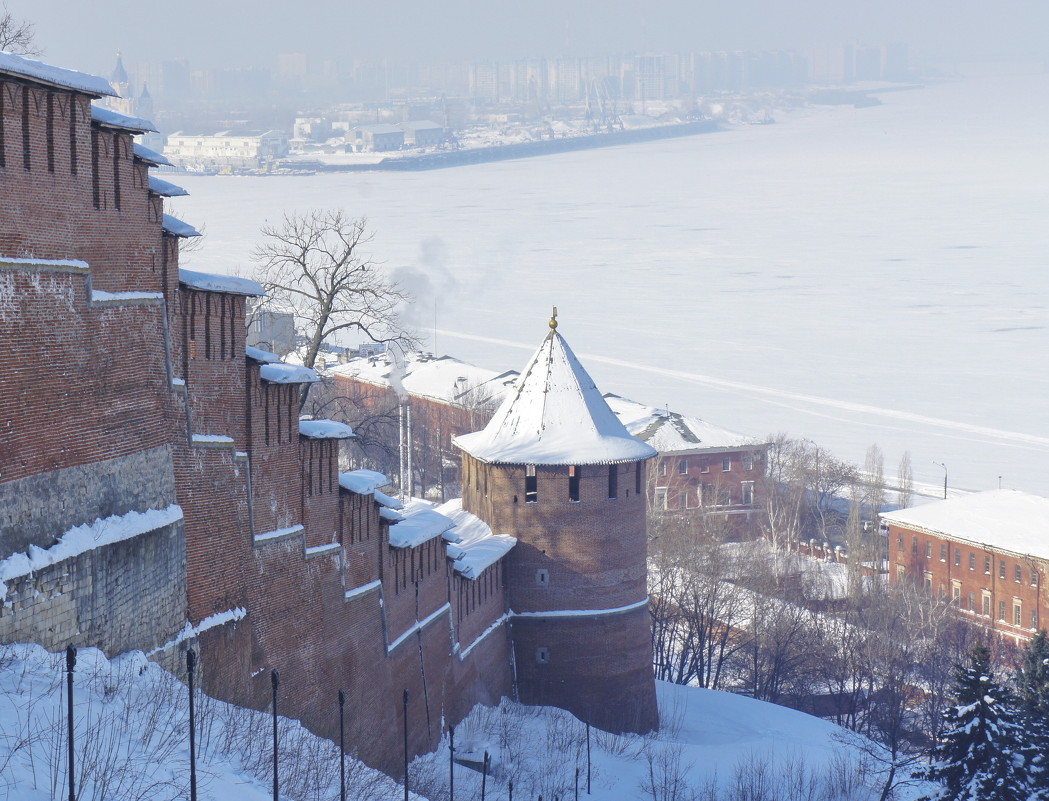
455,312 -> 659,733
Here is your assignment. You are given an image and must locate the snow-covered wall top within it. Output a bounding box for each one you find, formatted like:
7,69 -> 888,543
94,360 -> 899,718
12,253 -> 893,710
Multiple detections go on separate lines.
298,419 -> 354,439
387,502 -> 456,549
437,499 -> 516,580
259,363 -> 319,385
454,329 -> 658,466
0,51 -> 115,97
179,268 -> 264,296
338,469 -> 389,495
881,489 -> 1049,560
90,105 -> 156,133
163,215 -> 202,239
147,175 -> 188,197
133,143 -> 171,166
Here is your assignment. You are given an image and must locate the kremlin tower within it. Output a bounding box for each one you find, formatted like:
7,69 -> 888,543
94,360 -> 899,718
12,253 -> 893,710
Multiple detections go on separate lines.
455,311 -> 659,733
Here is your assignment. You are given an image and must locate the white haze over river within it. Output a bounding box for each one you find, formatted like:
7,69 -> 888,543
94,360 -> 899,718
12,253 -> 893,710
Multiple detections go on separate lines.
175,63 -> 1049,498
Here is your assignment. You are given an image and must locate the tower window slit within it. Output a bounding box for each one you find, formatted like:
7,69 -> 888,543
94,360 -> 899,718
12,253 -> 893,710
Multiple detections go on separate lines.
525,465 -> 538,503
608,465 -> 618,499
568,465 -> 580,502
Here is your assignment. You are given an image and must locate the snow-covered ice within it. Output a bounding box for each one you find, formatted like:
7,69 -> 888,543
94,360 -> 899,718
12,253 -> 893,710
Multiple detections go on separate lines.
175,65 -> 1049,496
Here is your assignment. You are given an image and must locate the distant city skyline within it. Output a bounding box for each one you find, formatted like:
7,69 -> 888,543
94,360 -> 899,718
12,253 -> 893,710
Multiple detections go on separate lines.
6,0 -> 1047,78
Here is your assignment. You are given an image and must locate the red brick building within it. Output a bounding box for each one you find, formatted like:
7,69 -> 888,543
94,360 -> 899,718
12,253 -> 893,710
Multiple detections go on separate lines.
0,51 -> 662,776
883,490 -> 1049,643
329,352 -> 769,532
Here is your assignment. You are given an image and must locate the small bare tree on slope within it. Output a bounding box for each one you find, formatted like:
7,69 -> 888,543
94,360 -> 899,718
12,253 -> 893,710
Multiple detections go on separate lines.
252,210 -> 416,404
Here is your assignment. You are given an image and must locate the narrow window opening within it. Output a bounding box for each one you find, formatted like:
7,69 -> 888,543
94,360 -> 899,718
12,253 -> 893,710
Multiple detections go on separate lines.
635,461 -> 642,495
535,647 -> 550,664
677,458 -> 688,475
535,569 -> 549,587
524,464 -> 537,503
608,465 -> 617,499
568,465 -> 580,502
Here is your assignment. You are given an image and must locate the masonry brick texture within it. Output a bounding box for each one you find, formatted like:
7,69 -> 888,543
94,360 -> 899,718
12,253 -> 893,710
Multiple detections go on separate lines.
1,60 -> 656,777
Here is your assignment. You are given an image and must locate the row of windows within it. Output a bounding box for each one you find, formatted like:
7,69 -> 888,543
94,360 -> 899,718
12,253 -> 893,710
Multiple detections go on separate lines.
901,535 -> 1039,586
946,581 -> 1039,628
656,481 -> 755,509
523,463 -> 642,504
659,453 -> 756,477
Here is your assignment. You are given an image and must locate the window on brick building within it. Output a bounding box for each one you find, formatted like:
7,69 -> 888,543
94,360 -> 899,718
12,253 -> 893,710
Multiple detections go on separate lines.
1033,570 -> 1040,588
912,537 -> 918,555
608,465 -> 618,500
1014,601 -> 1022,627
968,591 -> 975,611
525,465 -> 537,503
1033,609 -> 1039,629
568,465 -> 580,502
744,452 -> 755,471
984,556 -> 991,574
924,573 -> 932,593
680,490 -> 687,509
535,569 -> 549,587
718,487 -> 731,506
635,462 -> 642,495
535,647 -> 550,664
897,533 -> 903,549
982,592 -> 991,616
655,488 -> 667,509
999,561 -> 1006,580
742,481 -> 754,505
722,457 -> 731,471
925,542 -> 932,559
678,459 -> 688,475
951,582 -> 960,605
659,461 -> 667,477
1016,565 -> 1023,583
700,463 -> 709,473
940,544 -> 947,561
999,600 -> 1006,621
955,548 -> 961,566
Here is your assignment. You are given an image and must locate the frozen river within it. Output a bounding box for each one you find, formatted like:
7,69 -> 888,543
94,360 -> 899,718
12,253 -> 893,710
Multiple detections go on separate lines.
173,63 -> 1049,497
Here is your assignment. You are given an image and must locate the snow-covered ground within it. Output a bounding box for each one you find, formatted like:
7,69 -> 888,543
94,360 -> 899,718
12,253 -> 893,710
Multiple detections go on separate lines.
173,62 -> 1049,498
0,643 -> 932,801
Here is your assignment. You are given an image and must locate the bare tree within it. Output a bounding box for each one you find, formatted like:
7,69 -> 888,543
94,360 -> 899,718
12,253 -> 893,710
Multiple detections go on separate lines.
252,210 -> 417,402
0,5 -> 39,55
897,451 -> 915,509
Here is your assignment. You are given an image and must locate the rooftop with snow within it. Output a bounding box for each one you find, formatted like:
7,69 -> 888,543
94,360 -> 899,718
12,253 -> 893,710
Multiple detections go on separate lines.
881,489 -> 1049,560
454,319 -> 658,465
328,346 -> 759,455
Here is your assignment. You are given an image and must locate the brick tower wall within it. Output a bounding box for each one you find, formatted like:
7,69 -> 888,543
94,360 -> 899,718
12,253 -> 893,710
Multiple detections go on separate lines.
460,454 -> 658,733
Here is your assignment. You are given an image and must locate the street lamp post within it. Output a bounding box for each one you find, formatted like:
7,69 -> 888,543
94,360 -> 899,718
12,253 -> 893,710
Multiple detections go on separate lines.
933,462 -> 947,500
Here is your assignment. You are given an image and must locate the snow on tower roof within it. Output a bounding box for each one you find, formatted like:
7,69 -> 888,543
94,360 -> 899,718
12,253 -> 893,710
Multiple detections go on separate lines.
880,490 -> 1049,560
0,51 -> 116,97
454,316 -> 658,466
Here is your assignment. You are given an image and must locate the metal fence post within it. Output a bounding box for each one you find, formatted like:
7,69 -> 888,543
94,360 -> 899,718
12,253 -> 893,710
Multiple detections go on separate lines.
65,645 -> 76,801
187,649 -> 198,801
586,723 -> 591,794
481,750 -> 489,801
402,689 -> 409,801
271,669 -> 280,801
338,689 -> 346,801
448,725 -> 455,801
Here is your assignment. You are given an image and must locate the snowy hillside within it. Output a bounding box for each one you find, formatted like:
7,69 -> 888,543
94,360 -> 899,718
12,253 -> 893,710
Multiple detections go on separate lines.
0,643 -> 933,800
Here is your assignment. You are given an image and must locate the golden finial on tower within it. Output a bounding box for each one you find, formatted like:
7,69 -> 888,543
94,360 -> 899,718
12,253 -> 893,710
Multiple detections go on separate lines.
549,306 -> 558,330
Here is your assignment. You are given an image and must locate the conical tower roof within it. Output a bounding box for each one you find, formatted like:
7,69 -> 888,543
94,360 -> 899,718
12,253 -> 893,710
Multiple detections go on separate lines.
454,315 -> 657,465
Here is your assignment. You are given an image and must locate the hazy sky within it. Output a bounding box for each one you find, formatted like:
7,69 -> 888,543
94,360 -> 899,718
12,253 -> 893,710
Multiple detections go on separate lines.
8,1 -> 1048,75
